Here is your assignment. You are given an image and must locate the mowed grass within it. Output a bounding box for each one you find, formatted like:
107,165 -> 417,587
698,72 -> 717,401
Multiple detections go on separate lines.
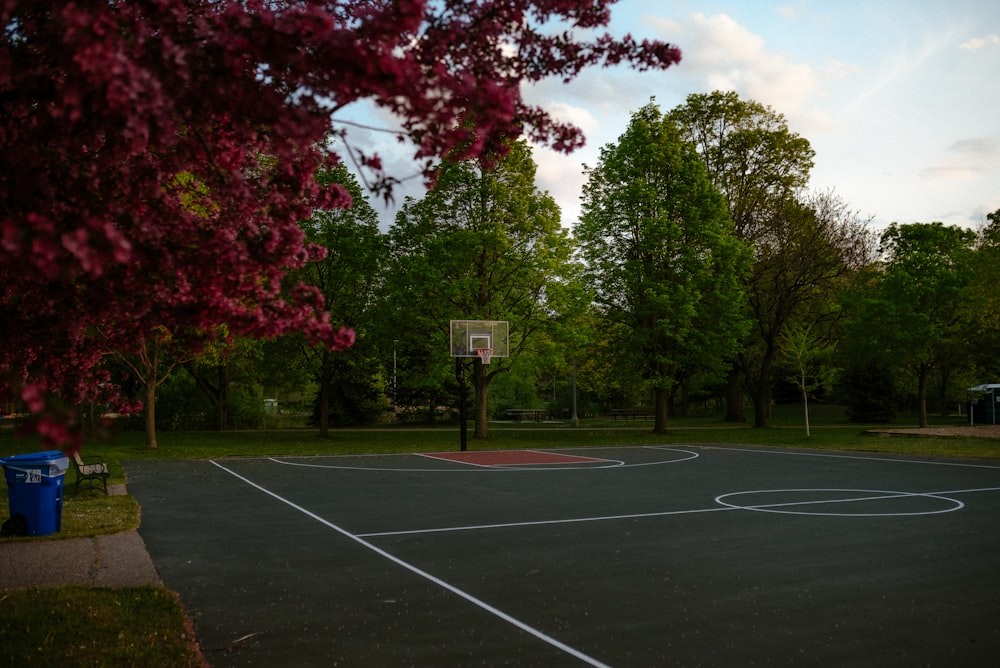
6,401 -> 995,459
0,586 -> 205,667
1,403 -> 997,665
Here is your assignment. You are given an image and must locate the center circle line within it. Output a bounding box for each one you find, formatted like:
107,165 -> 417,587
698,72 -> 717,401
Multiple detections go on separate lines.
714,488 -> 965,517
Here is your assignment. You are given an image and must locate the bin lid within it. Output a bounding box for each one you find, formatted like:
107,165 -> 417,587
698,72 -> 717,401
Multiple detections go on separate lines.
0,449 -> 69,466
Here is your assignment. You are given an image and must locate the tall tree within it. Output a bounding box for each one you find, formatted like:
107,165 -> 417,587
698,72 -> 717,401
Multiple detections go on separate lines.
777,322 -> 838,438
740,191 -> 873,427
575,102 -> 751,433
967,209 -> 1000,382
670,91 -> 815,423
107,327 -> 198,449
669,91 -> 814,241
388,140 -> 577,439
183,336 -> 268,432
859,223 -> 977,427
670,92 -> 874,427
296,164 -> 387,437
0,0 -> 680,445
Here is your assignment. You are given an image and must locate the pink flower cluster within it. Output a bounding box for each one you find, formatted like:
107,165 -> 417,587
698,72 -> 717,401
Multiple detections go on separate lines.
0,1 -> 680,444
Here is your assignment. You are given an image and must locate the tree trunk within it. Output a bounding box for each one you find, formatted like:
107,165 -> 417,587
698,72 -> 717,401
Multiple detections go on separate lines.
724,366 -> 745,422
751,347 -> 776,429
752,382 -> 771,429
677,380 -> 690,418
317,362 -> 331,438
938,367 -> 951,417
800,371 -> 811,438
653,386 -> 668,434
185,362 -> 229,431
144,382 -> 158,450
216,363 -> 229,431
918,364 -> 930,428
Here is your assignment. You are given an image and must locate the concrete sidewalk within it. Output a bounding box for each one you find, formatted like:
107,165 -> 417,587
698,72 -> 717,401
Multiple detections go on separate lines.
0,484 -> 161,591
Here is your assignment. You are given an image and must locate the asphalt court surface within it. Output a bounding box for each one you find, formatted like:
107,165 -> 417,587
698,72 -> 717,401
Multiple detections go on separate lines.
125,445 -> 1000,666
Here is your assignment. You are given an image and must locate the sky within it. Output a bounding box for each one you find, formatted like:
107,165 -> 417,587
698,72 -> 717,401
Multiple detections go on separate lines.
343,0 -> 1000,233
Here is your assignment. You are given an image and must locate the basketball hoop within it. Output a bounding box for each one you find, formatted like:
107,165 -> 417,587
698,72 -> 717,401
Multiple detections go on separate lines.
475,348 -> 494,365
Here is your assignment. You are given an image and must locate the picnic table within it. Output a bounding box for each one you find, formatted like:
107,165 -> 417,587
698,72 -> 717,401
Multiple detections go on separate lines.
609,408 -> 653,421
505,408 -> 547,423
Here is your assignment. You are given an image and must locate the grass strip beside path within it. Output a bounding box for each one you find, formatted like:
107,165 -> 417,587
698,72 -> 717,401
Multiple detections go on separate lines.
0,586 -> 205,667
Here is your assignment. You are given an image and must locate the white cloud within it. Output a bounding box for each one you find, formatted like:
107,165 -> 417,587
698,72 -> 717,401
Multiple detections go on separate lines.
959,34 -> 1000,50
531,146 -> 587,226
948,137 -> 999,159
919,165 -> 982,183
646,12 -> 848,136
649,13 -> 809,100
528,102 -> 599,226
537,101 -> 600,138
920,137 -> 1000,183
774,4 -> 800,21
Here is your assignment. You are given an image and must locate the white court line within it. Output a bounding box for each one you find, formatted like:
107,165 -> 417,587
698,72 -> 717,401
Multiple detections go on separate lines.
268,447 -> 699,472
208,460 -> 611,668
416,449 -> 618,468
357,506 -> 732,538
269,456 -> 628,472
359,485 -> 1000,537
715,488 -> 966,517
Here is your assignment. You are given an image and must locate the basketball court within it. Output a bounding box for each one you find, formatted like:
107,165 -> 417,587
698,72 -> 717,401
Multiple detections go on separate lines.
125,445 -> 1000,666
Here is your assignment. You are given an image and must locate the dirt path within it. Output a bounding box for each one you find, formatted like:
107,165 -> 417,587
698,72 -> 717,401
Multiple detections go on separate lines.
868,425 -> 1000,438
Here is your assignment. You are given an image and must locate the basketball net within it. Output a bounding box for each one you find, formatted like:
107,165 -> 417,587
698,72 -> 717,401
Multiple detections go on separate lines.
475,348 -> 493,365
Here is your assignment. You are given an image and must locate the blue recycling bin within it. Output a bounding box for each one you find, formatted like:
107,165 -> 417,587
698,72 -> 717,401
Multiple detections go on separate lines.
1,450 -> 69,536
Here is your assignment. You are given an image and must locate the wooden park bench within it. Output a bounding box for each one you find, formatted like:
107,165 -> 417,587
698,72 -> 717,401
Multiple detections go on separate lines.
71,451 -> 110,495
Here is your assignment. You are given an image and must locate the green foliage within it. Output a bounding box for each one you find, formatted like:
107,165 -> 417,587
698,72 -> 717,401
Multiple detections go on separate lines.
669,90 -> 815,239
487,366 -> 546,416
778,322 -> 840,435
779,323 -> 839,393
228,383 -> 266,429
154,372 -> 208,430
667,92 -> 872,429
386,139 -> 581,437
841,360 -> 897,423
150,369 -> 264,430
292,163 -> 389,433
843,222 -> 978,426
575,101 -> 751,429
309,333 -> 389,427
967,209 -> 1000,381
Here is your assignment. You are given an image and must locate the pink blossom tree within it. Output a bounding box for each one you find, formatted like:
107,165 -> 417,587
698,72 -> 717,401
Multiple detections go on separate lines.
0,1 -> 680,447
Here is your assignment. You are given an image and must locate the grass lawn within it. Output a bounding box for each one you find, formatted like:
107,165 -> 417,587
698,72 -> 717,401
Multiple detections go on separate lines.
1,403 -> 997,665
0,586 -> 205,667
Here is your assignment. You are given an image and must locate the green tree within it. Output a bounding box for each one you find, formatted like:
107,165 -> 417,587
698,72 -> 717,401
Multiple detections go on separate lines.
106,326 -> 201,449
846,222 -> 977,427
295,164 -> 388,436
182,336 -> 268,431
669,91 -> 814,242
968,209 -> 1000,382
670,91 -> 817,423
387,140 -> 578,439
575,102 -> 751,433
778,322 -> 839,437
739,191 -> 873,427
